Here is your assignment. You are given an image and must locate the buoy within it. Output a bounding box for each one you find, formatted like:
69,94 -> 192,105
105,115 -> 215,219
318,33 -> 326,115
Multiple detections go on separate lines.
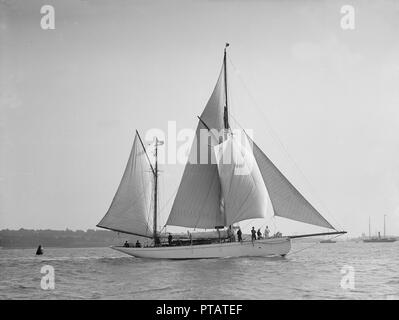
36,245 -> 43,255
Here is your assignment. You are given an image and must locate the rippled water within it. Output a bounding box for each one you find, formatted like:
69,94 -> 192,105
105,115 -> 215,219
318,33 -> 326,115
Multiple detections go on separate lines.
1,241 -> 398,299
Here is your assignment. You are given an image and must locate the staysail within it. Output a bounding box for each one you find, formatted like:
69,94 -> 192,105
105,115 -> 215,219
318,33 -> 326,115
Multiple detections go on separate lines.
214,133 -> 269,226
97,131 -> 155,237
250,138 -> 335,229
165,65 -> 226,229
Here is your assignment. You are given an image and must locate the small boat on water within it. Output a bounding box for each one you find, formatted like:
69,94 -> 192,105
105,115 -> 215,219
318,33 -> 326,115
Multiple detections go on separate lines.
363,215 -> 397,243
97,44 -> 346,259
320,239 -> 336,243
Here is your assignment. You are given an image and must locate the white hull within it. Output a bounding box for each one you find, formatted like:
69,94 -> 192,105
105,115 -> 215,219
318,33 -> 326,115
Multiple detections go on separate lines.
112,237 -> 291,259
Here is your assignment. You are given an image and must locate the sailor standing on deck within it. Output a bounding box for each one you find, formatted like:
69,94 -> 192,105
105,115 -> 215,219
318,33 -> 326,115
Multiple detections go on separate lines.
264,226 -> 270,238
168,233 -> 173,246
251,227 -> 257,242
257,229 -> 262,240
237,228 -> 242,242
227,226 -> 235,242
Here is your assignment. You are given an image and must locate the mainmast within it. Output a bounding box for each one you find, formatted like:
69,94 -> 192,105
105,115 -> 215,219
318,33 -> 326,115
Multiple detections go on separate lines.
153,137 -> 163,245
223,43 -> 230,130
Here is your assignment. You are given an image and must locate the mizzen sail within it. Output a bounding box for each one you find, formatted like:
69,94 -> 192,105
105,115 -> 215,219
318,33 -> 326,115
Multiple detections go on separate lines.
97,131 -> 155,237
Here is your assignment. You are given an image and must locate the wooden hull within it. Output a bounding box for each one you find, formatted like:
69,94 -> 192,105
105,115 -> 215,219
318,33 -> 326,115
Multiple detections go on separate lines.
112,237 -> 291,259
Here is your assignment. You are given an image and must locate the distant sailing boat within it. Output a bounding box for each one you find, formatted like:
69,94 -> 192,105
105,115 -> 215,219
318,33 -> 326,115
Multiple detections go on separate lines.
363,215 -> 397,243
97,44 -> 346,259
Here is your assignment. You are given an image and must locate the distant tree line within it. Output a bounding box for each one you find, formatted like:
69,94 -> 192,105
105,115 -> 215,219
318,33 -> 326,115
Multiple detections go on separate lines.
0,229 -> 148,248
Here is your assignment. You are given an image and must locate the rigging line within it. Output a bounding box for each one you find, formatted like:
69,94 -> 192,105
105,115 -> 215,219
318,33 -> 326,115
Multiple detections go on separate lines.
140,155 -> 153,237
136,130 -> 156,176
158,168 -> 164,226
228,56 -> 342,230
287,233 -> 344,257
227,56 -> 342,231
158,187 -> 180,234
159,185 -> 178,219
146,155 -> 158,238
159,188 -> 180,233
144,172 -> 154,238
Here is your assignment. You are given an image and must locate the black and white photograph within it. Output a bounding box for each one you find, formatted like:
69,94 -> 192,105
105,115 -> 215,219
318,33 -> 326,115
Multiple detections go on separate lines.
1,0 -> 399,305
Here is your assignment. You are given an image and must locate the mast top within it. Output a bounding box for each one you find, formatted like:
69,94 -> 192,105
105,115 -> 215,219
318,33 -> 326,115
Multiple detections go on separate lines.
223,43 -> 230,130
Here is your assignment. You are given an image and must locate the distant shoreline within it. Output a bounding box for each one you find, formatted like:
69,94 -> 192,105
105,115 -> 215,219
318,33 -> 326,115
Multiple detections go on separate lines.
1,245 -> 112,250
0,229 -> 147,249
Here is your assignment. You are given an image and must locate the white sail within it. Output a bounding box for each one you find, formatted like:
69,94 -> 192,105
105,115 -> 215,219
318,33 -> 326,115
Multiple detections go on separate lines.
250,138 -> 335,229
97,132 -> 154,237
166,66 -> 226,229
214,134 -> 269,226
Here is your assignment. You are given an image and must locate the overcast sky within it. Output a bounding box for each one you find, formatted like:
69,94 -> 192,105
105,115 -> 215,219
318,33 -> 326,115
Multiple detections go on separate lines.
1,0 -> 399,237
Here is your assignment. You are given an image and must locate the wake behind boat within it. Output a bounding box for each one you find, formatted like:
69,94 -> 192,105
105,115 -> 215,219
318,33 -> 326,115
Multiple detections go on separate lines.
97,44 -> 346,259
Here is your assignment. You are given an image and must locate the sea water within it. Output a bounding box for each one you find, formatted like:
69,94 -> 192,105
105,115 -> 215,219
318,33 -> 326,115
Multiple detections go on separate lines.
1,241 -> 398,299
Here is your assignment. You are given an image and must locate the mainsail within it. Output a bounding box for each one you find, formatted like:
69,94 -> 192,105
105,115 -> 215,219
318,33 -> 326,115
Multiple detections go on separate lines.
165,65 -> 226,229
214,133 -> 269,226
97,131 -> 155,237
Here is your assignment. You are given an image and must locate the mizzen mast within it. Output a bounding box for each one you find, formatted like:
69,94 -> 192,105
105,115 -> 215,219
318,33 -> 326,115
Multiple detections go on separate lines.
153,137 -> 163,246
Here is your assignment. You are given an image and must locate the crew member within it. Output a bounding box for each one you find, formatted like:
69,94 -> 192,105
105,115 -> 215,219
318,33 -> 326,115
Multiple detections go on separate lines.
135,240 -> 142,248
251,227 -> 257,242
123,241 -> 129,247
227,226 -> 235,242
168,233 -> 173,246
237,228 -> 242,242
257,228 -> 262,240
264,226 -> 270,238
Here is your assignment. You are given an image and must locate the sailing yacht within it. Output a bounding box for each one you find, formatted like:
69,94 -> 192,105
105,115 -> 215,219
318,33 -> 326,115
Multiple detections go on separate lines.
97,44 -> 346,259
363,215 -> 397,243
